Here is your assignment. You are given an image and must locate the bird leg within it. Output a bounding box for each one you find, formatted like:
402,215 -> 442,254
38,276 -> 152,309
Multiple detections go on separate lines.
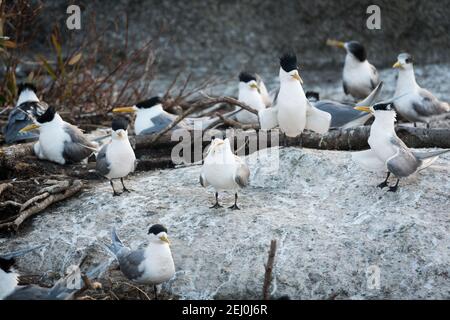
388,179 -> 400,193
110,180 -> 121,197
377,172 -> 391,189
228,193 -> 240,210
210,192 -> 223,209
121,178 -> 131,193
154,285 -> 158,300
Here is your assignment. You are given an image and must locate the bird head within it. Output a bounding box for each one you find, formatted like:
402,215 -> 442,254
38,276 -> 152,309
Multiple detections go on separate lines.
19,106 -> 57,132
355,102 -> 396,116
327,39 -> 367,62
279,53 -> 303,84
305,91 -> 320,102
113,96 -> 163,114
111,116 -> 129,140
239,72 -> 260,92
148,224 -> 170,245
393,53 -> 414,70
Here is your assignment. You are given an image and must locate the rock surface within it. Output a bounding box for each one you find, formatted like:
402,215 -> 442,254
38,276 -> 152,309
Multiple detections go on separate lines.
1,147 -> 449,299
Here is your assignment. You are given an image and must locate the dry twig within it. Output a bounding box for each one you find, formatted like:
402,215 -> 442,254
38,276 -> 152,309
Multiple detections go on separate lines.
262,240 -> 277,300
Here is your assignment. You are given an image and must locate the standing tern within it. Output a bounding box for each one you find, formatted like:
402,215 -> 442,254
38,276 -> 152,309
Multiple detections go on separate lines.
259,53 -> 331,137
20,106 -> 96,165
352,102 -> 449,192
96,117 -> 136,196
305,82 -> 384,129
3,83 -> 47,144
236,72 -> 266,124
106,225 -> 175,299
327,40 -> 380,100
392,53 -> 449,127
200,138 -> 250,210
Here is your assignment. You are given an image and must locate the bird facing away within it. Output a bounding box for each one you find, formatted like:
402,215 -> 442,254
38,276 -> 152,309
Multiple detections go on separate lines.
113,97 -> 219,135
3,83 -> 48,144
96,117 -> 136,196
200,138 -> 250,210
327,40 -> 380,100
392,53 -> 449,126
352,102 -> 449,192
20,106 -> 96,165
106,225 -> 175,300
305,81 -> 384,129
236,72 -> 267,124
258,53 -> 331,137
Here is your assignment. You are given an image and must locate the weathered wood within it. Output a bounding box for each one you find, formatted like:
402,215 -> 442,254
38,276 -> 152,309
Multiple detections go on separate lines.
262,240 -> 277,300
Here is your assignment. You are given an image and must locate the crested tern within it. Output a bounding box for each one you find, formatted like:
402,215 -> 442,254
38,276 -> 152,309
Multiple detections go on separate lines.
259,53 -> 331,137
106,225 -> 175,299
200,138 -> 250,210
20,106 -> 96,165
305,81 -> 384,129
352,102 -> 449,192
392,53 -> 449,126
236,72 -> 267,124
96,117 -> 136,196
3,83 -> 47,144
327,40 -> 380,100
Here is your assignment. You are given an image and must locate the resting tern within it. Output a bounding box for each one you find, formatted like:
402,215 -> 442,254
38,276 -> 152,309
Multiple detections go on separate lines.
200,138 -> 250,210
236,72 -> 266,124
96,117 -> 136,196
392,53 -> 449,126
352,102 -> 449,192
327,39 -> 380,100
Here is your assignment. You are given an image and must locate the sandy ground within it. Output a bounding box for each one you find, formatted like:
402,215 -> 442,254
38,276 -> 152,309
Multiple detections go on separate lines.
1,146 -> 449,299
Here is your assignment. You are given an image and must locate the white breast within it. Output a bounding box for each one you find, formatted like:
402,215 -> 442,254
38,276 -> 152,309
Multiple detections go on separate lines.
137,244 -> 175,285
105,139 -> 136,179
0,270 -> 19,300
277,83 -> 307,137
343,59 -> 373,92
237,88 -> 266,124
202,150 -> 239,192
38,122 -> 70,165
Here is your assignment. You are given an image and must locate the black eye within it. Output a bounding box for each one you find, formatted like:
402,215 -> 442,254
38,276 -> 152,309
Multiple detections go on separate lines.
405,58 -> 412,64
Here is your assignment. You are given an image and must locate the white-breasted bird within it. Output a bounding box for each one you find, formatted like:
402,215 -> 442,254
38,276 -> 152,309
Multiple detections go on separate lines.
327,39 -> 380,100
113,97 -> 219,135
96,117 -> 136,196
259,53 -> 331,137
392,53 -> 449,126
3,83 -> 47,144
236,72 -> 267,124
352,102 -> 449,192
200,138 -> 250,210
106,225 -> 175,300
20,106 -> 96,165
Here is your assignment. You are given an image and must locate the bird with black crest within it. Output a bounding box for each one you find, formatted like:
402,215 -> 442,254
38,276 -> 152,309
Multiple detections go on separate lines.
96,117 -> 136,196
236,72 -> 267,124
327,40 -> 380,100
20,106 -> 96,165
3,83 -> 48,144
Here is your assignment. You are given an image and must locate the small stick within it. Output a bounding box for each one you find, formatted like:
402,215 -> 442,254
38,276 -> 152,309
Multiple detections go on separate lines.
0,183 -> 12,196
262,239 -> 277,300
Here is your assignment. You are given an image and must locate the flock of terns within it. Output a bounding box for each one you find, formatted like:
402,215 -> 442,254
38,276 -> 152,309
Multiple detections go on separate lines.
1,39 -> 449,300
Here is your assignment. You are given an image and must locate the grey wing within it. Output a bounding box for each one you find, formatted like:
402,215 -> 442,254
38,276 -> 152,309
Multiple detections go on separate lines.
200,171 -> 209,187
369,64 -> 380,90
234,157 -> 250,188
63,124 -> 95,163
139,113 -> 184,135
5,286 -> 52,300
314,101 -> 370,128
386,137 -> 420,177
96,143 -> 111,176
413,88 -> 450,116
117,249 -> 146,281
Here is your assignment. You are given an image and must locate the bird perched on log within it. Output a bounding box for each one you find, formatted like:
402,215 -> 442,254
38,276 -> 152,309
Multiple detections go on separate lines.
96,117 -> 136,196
20,106 -> 96,165
236,72 -> 267,124
3,83 -> 47,144
106,225 -> 175,300
305,81 -> 384,129
258,53 -> 331,137
352,102 -> 449,192
392,53 -> 449,127
200,138 -> 250,210
113,97 -> 220,135
327,39 -> 380,100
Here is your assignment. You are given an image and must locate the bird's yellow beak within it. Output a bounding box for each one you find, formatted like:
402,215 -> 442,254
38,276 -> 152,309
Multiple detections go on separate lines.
159,235 -> 170,245
112,106 -> 136,113
19,123 -> 40,133
249,83 -> 259,90
354,106 -> 372,113
392,61 -> 402,69
291,72 -> 304,84
326,39 -> 346,49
